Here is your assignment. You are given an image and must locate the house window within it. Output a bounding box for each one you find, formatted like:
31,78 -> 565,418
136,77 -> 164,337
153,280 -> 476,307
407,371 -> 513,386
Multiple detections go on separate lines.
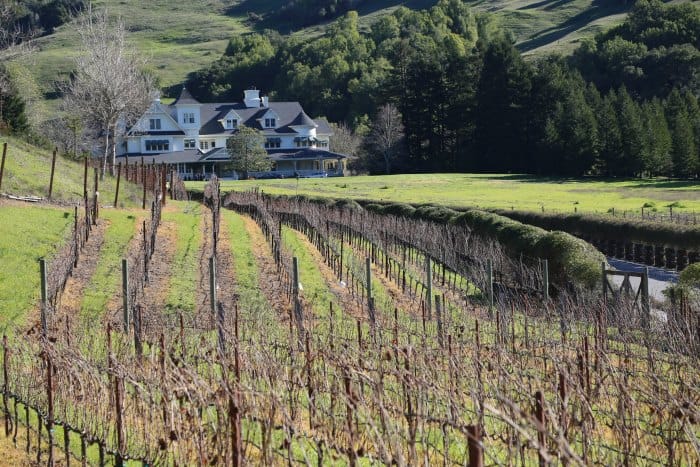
184,139 -> 196,149
294,137 -> 309,148
200,140 -> 209,150
211,141 -> 216,148
265,118 -> 276,128
145,140 -> 169,152
183,112 -> 195,124
226,119 -> 237,129
265,138 -> 281,149
149,118 -> 161,130
318,140 -> 328,148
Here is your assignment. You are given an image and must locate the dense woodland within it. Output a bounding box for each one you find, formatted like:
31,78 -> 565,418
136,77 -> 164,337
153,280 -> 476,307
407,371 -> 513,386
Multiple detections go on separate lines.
185,0 -> 700,178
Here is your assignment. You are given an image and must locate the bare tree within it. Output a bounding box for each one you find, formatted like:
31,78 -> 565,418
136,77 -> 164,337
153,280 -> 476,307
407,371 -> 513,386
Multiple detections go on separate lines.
329,121 -> 362,158
0,4 -> 37,61
364,103 -> 405,174
64,6 -> 153,179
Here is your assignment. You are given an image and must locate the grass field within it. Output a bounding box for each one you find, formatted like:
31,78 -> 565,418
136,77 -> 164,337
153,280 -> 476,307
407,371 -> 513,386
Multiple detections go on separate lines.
191,173 -> 700,214
0,204 -> 74,329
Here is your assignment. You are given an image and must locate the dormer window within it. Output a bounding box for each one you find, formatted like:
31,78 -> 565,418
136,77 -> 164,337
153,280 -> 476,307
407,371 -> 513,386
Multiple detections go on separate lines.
264,117 -> 276,128
226,119 -> 237,129
183,112 -> 195,124
149,118 -> 161,130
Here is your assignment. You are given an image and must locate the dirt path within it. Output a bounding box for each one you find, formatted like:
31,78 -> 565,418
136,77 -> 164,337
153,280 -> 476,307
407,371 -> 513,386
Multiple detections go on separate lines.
140,207 -> 178,331
241,215 -> 293,321
214,212 -> 239,317
196,208 -> 214,326
51,219 -> 108,333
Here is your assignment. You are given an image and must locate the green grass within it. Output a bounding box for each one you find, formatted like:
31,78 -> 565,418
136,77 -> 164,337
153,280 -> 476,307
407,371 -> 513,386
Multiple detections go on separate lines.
163,201 -> 202,316
0,205 -> 74,329
282,226 -> 340,319
80,210 -> 138,320
0,136 -> 144,207
192,173 -> 700,215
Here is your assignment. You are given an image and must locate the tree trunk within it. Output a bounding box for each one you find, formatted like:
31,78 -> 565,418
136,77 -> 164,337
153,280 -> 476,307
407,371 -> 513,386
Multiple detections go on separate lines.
101,130 -> 109,181
110,124 -> 117,177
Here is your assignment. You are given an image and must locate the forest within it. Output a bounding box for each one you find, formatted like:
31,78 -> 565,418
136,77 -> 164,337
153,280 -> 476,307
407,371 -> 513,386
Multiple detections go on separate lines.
184,0 -> 700,177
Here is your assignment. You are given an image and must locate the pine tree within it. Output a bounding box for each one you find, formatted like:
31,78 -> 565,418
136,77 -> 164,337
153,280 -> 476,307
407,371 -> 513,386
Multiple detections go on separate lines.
596,91 -> 623,175
666,89 -> 698,177
615,87 -> 646,176
640,99 -> 672,176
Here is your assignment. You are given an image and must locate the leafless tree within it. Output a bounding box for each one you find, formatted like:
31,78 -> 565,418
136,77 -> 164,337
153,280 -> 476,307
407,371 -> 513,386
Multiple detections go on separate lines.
64,6 -> 153,179
364,103 -> 405,174
0,4 -> 37,61
329,121 -> 361,158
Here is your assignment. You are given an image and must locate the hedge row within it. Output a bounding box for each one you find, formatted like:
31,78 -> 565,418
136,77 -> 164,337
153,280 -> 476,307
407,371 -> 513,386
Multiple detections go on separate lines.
493,210 -> 700,250
264,194 -> 605,290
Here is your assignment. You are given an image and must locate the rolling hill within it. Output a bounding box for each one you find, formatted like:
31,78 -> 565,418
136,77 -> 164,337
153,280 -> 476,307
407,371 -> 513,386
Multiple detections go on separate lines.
22,0 -> 653,101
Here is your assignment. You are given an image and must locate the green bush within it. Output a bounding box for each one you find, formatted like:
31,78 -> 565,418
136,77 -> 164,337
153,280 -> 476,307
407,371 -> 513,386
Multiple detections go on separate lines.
680,263 -> 700,288
533,231 -> 605,289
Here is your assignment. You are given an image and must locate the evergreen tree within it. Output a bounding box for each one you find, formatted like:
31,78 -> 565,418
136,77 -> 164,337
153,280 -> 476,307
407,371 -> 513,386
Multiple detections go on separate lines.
640,99 -> 673,176
474,37 -> 532,172
596,90 -> 624,175
666,89 -> 698,177
615,87 -> 646,176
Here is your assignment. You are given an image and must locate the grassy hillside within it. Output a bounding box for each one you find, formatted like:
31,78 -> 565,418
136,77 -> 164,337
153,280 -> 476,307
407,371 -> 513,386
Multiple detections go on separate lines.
0,136 -> 143,207
189,173 -> 700,214
23,0 -> 655,101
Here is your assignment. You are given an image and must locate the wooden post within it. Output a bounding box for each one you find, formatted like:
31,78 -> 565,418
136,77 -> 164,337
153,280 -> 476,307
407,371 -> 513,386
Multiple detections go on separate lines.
426,257 -> 432,319
209,256 -> 217,320
293,257 -> 304,337
83,156 -> 88,198
161,164 -> 167,206
40,258 -> 48,336
142,163 -> 147,210
642,266 -> 650,328
0,142 -> 7,190
435,294 -> 444,347
366,257 -> 375,325
114,162 -> 122,207
48,148 -> 57,199
535,391 -> 546,467
114,376 -> 125,467
46,352 -> 54,467
543,259 -> 549,301
93,167 -> 99,223
121,259 -> 129,333
467,425 -> 483,467
487,259 -> 494,318
2,335 -> 8,437
601,261 -> 608,303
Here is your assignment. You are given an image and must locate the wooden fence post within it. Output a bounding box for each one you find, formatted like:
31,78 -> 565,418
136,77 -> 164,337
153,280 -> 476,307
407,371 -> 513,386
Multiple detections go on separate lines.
209,256 -> 217,322
366,257 -> 375,326
93,167 -> 99,224
2,335 -> 9,437
467,425 -> 483,467
293,257 -> 304,340
0,142 -> 7,190
114,375 -> 125,467
114,162 -> 122,207
46,351 -> 54,467
142,163 -> 147,210
121,259 -> 129,333
435,294 -> 444,347
48,148 -> 57,199
40,258 -> 48,336
535,390 -> 546,467
426,257 -> 433,319
642,266 -> 650,328
543,259 -> 549,301
487,259 -> 494,318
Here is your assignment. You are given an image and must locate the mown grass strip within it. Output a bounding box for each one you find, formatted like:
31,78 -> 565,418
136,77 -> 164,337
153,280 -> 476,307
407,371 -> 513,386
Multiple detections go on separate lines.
282,226 -> 340,319
0,205 -> 73,330
163,201 -> 201,316
80,210 -> 137,320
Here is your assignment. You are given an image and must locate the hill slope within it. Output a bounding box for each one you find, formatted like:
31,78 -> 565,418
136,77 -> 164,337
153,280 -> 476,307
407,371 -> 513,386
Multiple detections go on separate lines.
24,0 -> 650,99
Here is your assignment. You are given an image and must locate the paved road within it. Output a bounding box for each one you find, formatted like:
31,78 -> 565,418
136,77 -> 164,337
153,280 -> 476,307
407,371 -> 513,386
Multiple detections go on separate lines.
606,257 -> 678,301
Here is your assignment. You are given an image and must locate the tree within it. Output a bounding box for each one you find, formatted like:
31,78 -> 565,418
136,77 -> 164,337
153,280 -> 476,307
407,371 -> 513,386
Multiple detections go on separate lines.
361,103 -> 405,174
64,7 -> 153,179
329,121 -> 362,159
226,126 -> 271,179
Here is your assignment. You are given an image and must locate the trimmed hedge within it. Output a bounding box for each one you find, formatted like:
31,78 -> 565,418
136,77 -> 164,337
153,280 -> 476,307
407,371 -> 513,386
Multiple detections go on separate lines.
494,210 -> 700,250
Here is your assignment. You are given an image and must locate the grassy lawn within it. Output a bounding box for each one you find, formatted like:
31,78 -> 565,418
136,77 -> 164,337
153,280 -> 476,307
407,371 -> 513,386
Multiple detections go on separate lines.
163,201 -> 202,316
0,136 -> 144,207
0,205 -> 74,330
80,210 -> 138,320
192,173 -> 700,214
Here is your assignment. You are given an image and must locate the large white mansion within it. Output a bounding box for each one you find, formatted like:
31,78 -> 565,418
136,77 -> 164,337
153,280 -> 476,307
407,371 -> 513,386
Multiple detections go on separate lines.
116,87 -> 346,179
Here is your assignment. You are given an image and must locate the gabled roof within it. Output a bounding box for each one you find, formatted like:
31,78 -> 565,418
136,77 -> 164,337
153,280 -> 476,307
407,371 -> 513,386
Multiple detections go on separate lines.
289,110 -> 318,128
195,101 -> 324,136
174,87 -> 200,105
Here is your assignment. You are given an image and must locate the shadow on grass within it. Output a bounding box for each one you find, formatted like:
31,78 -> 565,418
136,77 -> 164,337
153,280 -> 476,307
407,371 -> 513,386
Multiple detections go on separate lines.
516,1 -> 628,52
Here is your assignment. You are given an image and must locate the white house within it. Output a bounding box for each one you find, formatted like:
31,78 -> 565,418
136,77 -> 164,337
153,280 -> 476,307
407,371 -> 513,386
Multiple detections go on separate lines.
116,87 -> 347,179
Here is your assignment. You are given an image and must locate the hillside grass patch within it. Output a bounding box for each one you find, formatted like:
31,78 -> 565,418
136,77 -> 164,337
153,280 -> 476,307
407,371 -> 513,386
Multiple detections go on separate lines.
0,204 -> 74,329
